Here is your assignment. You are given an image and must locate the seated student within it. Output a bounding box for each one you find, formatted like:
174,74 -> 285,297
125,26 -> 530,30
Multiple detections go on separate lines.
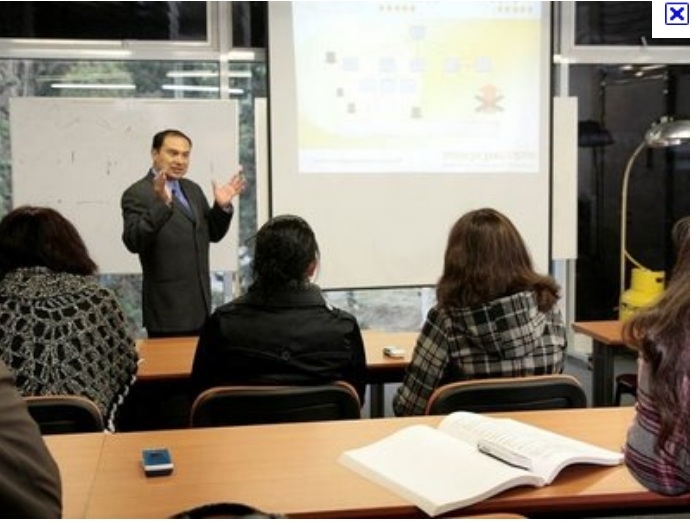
623,231 -> 689,496
191,214 -> 367,403
393,208 -> 566,416
0,206 -> 139,431
0,360 -> 62,517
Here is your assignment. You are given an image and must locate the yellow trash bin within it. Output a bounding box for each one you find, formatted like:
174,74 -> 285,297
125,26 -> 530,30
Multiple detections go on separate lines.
619,268 -> 666,321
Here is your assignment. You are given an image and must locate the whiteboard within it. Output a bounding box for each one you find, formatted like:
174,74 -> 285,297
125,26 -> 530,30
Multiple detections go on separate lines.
9,97 -> 239,274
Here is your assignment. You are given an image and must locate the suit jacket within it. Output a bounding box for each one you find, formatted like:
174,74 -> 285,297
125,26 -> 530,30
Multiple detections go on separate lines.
121,171 -> 233,334
0,362 -> 62,517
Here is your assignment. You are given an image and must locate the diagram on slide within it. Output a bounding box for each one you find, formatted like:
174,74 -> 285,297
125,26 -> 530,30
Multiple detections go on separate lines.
293,1 -> 542,174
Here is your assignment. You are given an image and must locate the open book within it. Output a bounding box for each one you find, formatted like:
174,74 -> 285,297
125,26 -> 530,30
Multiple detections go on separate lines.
339,411 -> 623,517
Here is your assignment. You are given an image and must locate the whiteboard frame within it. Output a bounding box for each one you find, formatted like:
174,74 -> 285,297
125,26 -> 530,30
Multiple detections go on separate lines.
10,97 -> 240,274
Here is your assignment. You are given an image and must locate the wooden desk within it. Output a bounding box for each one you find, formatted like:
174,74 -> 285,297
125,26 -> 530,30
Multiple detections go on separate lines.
44,433 -> 105,518
136,331 -> 414,380
136,336 -> 197,381
70,408 -> 688,518
136,330 -> 416,418
572,321 -> 631,407
361,330 -> 416,417
360,330 -> 415,380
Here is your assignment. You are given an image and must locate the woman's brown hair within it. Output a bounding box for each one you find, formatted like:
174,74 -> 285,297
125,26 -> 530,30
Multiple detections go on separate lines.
623,233 -> 690,454
436,208 -> 559,311
0,205 -> 98,276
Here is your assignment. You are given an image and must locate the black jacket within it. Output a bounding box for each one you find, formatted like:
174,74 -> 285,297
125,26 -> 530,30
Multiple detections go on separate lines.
190,284 -> 367,403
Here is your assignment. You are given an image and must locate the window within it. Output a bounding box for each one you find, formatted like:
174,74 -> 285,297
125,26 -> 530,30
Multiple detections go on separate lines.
575,1 -> 689,46
0,2 -> 208,41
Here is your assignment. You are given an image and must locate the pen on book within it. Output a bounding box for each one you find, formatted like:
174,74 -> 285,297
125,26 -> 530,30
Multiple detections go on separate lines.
477,439 -> 532,470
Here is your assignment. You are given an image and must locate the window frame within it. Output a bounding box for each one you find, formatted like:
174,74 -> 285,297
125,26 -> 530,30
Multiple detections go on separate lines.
557,2 -> 689,65
0,2 -> 267,62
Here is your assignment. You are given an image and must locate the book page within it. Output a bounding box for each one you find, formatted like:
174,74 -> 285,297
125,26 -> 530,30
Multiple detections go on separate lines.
438,412 -> 623,483
339,424 -> 543,517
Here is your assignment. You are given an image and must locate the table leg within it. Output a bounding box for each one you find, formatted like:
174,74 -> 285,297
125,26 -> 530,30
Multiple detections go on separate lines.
591,340 -> 614,407
369,383 -> 384,418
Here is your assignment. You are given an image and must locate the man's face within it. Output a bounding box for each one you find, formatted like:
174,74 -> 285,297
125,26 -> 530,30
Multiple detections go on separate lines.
152,135 -> 191,179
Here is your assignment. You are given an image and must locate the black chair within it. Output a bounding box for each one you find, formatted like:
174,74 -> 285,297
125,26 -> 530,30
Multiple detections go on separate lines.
25,395 -> 105,435
190,381 -> 362,428
425,374 -> 588,415
614,373 -> 638,406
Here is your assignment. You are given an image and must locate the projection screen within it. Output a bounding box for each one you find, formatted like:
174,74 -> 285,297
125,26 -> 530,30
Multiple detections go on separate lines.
268,1 -> 552,289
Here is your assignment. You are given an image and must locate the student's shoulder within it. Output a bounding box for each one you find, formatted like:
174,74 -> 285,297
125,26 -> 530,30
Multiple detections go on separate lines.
322,301 -> 362,326
211,296 -> 265,321
212,299 -> 245,316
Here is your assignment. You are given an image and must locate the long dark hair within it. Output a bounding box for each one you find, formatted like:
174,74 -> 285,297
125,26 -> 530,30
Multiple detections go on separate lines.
436,208 -> 559,310
249,215 -> 319,293
624,234 -> 690,454
0,205 -> 98,277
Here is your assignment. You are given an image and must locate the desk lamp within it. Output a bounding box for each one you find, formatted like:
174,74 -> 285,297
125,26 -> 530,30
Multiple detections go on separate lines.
619,117 -> 690,320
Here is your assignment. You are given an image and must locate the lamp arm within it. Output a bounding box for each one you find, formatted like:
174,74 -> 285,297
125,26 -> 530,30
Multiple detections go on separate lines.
620,141 -> 647,297
625,250 -> 649,271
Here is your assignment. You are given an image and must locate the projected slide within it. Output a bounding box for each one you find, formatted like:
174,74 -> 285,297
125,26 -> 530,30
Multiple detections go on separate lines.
293,2 -> 541,174
268,1 -> 551,289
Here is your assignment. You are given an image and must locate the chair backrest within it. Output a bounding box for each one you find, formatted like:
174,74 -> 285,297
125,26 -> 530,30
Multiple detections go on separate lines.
190,381 -> 362,428
424,374 -> 587,415
25,395 -> 105,435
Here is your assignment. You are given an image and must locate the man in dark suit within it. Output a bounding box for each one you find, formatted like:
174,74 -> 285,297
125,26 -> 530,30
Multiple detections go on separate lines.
121,129 -> 246,337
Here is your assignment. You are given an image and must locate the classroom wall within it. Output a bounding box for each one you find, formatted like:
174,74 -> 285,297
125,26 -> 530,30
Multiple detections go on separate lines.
0,3 -> 687,337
